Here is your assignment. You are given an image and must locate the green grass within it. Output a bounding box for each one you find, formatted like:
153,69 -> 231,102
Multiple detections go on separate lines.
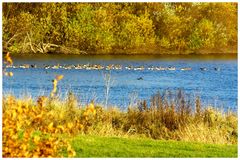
69,135 -> 238,158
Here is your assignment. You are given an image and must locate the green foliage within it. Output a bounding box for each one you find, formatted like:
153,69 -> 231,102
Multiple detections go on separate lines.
2,2 -> 237,54
189,19 -> 215,49
67,4 -> 95,51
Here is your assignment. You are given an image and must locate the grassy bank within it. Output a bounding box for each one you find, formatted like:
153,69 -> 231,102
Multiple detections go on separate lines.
2,90 -> 238,158
68,135 -> 237,157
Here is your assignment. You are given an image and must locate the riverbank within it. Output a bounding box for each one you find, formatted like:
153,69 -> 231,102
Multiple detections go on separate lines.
76,45 -> 238,55
4,51 -> 238,61
5,45 -> 237,55
2,92 -> 237,157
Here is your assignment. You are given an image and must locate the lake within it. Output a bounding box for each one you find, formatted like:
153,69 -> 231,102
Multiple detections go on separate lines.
3,54 -> 237,112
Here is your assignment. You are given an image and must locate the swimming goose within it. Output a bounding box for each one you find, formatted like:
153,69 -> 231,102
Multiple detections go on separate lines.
180,67 -> 191,71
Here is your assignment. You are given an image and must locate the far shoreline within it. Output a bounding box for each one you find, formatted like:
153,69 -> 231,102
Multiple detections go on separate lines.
4,48 -> 238,56
7,51 -> 237,61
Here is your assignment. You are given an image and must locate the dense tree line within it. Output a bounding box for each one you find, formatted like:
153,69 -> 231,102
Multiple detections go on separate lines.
3,3 -> 237,54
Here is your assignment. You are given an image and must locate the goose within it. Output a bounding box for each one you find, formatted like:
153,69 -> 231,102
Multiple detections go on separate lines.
75,65 -> 83,70
44,65 -> 50,69
6,65 -> 12,68
52,64 -> 60,69
106,64 -> 114,70
168,67 -> 176,71
147,66 -> 154,70
19,64 -> 30,69
134,66 -> 144,71
114,64 -> 122,70
200,67 -> 207,71
155,67 -> 166,71
31,64 -> 37,68
181,67 -> 191,71
214,67 -> 220,71
125,65 -> 133,70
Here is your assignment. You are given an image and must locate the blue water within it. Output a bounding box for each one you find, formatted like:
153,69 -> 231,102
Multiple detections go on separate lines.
3,54 -> 237,111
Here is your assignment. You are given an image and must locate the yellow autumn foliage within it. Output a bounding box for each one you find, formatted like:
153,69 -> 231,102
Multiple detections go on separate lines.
56,75 -> 64,81
50,75 -> 64,97
2,95 -> 99,158
3,52 -> 14,77
2,96 -> 79,158
4,52 -> 13,65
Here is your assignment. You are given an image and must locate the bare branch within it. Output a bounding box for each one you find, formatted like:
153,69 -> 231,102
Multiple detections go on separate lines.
27,32 -> 36,53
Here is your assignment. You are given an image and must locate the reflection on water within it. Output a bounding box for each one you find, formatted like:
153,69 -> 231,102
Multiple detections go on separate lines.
3,54 -> 238,111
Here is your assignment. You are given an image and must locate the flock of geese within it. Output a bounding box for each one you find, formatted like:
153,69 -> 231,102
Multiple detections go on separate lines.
5,64 -> 221,71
